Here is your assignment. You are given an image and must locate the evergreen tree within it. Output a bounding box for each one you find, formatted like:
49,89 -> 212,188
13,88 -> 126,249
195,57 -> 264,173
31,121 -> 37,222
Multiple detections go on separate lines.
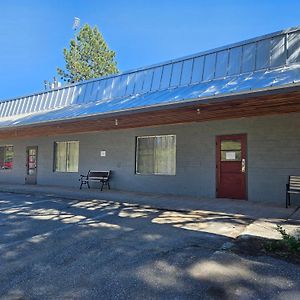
57,24 -> 119,83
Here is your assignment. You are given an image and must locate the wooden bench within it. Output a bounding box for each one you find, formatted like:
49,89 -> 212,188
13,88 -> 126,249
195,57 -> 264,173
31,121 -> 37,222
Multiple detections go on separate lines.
79,170 -> 111,191
286,175 -> 300,208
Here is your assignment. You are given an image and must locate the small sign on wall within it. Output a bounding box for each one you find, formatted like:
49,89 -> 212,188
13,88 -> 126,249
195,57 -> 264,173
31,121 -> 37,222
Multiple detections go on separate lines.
100,150 -> 106,157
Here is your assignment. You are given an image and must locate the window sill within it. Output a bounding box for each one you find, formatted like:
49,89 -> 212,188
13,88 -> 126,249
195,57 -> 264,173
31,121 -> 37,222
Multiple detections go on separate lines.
135,173 -> 176,176
54,171 -> 79,173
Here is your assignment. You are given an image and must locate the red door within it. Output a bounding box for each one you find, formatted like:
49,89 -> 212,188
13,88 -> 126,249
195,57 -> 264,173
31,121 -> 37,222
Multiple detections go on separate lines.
216,134 -> 247,199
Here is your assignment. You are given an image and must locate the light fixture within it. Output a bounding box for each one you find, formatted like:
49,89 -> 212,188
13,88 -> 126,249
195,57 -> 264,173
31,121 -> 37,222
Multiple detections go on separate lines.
115,119 -> 118,126
196,108 -> 201,115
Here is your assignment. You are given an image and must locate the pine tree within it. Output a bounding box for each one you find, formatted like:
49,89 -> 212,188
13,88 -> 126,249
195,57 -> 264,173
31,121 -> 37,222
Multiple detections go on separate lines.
57,24 -> 119,83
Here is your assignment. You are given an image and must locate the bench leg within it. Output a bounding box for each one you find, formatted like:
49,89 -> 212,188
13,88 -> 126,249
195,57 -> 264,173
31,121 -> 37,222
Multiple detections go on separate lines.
288,193 -> 291,207
80,181 -> 89,190
108,181 -> 110,190
101,181 -> 104,191
286,190 -> 288,208
87,181 -> 90,189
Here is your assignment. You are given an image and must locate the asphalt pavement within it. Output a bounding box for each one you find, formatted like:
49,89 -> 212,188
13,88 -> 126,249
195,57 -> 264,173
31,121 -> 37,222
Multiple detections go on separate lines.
0,191 -> 299,299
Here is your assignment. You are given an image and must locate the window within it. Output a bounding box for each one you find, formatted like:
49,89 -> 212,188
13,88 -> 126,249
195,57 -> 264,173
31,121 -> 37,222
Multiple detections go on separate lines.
136,135 -> 176,175
221,140 -> 241,161
54,141 -> 79,172
0,145 -> 14,169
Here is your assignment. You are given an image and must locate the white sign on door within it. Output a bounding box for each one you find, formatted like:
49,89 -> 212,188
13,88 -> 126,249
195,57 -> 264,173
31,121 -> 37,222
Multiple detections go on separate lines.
225,151 -> 236,160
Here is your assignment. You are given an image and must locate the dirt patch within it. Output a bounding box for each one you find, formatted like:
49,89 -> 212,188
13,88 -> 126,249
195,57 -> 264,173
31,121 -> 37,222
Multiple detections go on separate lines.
230,236 -> 300,264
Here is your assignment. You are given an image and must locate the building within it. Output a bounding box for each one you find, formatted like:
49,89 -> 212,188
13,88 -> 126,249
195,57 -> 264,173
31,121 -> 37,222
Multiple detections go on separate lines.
1,27 -> 300,204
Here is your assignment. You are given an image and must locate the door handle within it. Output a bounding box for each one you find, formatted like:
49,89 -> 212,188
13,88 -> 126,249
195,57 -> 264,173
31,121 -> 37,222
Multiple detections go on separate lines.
241,158 -> 246,173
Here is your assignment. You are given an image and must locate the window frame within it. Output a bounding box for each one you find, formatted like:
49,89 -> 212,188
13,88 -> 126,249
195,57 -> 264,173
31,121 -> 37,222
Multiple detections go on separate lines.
53,141 -> 79,173
0,145 -> 14,170
135,134 -> 176,176
220,139 -> 242,162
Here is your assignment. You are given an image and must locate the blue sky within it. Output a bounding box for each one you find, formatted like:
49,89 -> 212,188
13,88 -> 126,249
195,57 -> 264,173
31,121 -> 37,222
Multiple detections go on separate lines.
1,0 -> 300,100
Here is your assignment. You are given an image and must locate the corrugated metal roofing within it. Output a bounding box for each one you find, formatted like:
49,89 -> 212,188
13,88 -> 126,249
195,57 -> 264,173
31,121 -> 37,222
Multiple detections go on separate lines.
1,26 -> 300,129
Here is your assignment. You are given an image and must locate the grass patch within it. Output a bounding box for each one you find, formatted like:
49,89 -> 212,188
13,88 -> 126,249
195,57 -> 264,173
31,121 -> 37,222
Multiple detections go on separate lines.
231,225 -> 300,264
264,225 -> 300,259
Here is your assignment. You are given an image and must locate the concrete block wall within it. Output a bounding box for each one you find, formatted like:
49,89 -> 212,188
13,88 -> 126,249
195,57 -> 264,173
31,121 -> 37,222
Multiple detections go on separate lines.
0,112 -> 300,204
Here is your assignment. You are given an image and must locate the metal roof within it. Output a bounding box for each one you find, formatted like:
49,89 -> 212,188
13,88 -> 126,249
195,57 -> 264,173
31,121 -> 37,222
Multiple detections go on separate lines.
1,26 -> 300,129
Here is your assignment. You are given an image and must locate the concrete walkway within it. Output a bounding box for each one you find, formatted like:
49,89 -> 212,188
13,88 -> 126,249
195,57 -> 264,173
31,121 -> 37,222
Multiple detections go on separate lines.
0,183 -> 299,240
0,183 -> 298,217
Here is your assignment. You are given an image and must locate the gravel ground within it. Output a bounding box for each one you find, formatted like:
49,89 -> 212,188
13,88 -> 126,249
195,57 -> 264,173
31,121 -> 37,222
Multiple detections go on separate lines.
0,191 -> 299,300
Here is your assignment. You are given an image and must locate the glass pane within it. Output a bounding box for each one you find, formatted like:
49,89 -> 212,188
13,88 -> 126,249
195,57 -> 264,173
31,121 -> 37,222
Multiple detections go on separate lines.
0,147 -> 4,168
29,169 -> 35,175
6,146 -> 14,169
221,140 -> 241,151
29,149 -> 36,155
55,142 -> 67,172
67,141 -> 79,172
221,150 -> 241,161
136,136 -> 176,175
136,137 -> 155,174
154,135 -> 176,175
29,162 -> 36,169
0,146 -> 14,169
29,155 -> 36,163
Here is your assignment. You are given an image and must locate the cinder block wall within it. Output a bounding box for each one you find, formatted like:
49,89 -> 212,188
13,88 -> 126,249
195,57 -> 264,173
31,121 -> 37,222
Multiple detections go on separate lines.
1,113 -> 300,204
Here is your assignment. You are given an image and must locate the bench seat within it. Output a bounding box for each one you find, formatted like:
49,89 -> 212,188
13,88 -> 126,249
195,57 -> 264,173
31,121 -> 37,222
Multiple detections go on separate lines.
79,170 -> 111,191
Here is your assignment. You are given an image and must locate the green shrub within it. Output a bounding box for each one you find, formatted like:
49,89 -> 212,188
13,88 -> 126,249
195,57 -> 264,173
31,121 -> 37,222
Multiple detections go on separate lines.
276,225 -> 300,253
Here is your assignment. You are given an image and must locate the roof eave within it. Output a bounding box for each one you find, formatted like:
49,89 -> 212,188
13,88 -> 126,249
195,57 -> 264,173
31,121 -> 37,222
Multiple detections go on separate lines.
1,82 -> 299,131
